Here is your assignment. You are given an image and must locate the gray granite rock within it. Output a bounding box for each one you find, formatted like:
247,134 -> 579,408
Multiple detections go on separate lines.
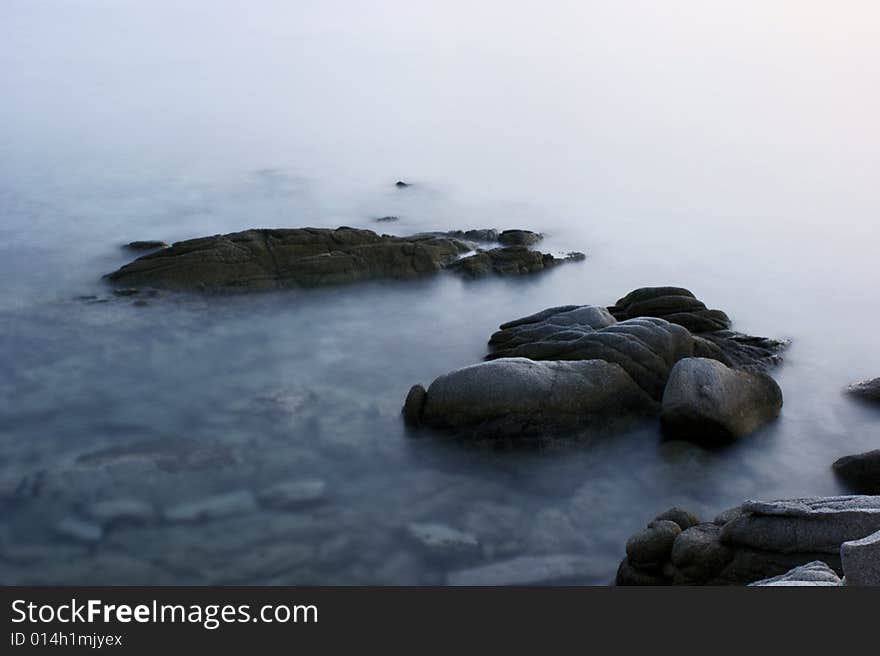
749,561 -> 842,586
626,520 -> 681,569
720,496 -> 880,553
404,357 -> 657,437
660,357 -> 783,443
841,529 -> 880,586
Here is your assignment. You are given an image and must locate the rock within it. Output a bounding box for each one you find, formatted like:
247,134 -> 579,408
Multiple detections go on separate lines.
626,520 -> 681,569
609,286 -> 731,333
833,451 -> 880,494
669,523 -> 734,583
86,499 -> 156,524
447,246 -> 583,278
660,358 -> 783,443
497,229 -> 543,246
749,561 -> 842,586
615,558 -> 669,585
846,378 -> 880,403
374,216 -> 399,222
257,480 -> 327,510
654,507 -> 701,531
55,517 -> 104,543
405,357 -> 657,438
447,554 -> 600,585
720,496 -> 880,554
395,181 -> 410,188
488,316 -> 694,400
125,240 -> 168,251
609,287 -> 788,371
617,497 -> 880,585
841,529 -> 880,586
402,384 -> 427,426
164,491 -> 258,522
106,227 -> 574,291
406,523 -> 480,553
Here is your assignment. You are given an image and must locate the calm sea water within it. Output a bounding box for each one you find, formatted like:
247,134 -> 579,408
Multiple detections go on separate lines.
1,1 -> 878,583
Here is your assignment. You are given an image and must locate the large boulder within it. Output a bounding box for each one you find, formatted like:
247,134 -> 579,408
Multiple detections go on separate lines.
402,357 -> 657,438
833,450 -> 880,494
660,357 -> 783,444
105,227 -> 581,292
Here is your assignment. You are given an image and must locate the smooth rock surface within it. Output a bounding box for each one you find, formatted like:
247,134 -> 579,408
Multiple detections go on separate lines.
626,520 -> 681,569
405,357 -> 657,437
660,357 -> 783,443
749,561 -> 842,586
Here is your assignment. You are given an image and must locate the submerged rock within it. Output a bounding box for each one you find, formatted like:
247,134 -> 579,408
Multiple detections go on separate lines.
447,554 -> 600,585
164,491 -> 258,522
617,496 -> 880,585
374,216 -> 399,223
846,378 -> 880,403
403,357 -> 657,438
660,357 -> 783,443
106,227 -> 580,292
55,517 -> 104,544
394,180 -> 411,188
125,240 -> 168,251
749,561 -> 842,586
406,523 -> 480,554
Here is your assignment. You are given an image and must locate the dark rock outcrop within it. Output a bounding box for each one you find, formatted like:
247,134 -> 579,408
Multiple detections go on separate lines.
402,357 -> 657,438
125,240 -> 168,251
846,378 -> 880,403
448,247 -> 585,278
616,496 -> 880,585
405,287 -> 787,440
497,229 -> 543,246
660,357 -> 783,443
106,227 -> 581,292
833,450 -> 880,494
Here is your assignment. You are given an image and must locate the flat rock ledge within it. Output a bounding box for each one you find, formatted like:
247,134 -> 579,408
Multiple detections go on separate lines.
404,287 -> 788,442
105,227 -> 583,292
616,496 -> 880,585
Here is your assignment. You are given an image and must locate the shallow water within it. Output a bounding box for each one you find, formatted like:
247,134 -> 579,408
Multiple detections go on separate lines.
1,1 -> 879,584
